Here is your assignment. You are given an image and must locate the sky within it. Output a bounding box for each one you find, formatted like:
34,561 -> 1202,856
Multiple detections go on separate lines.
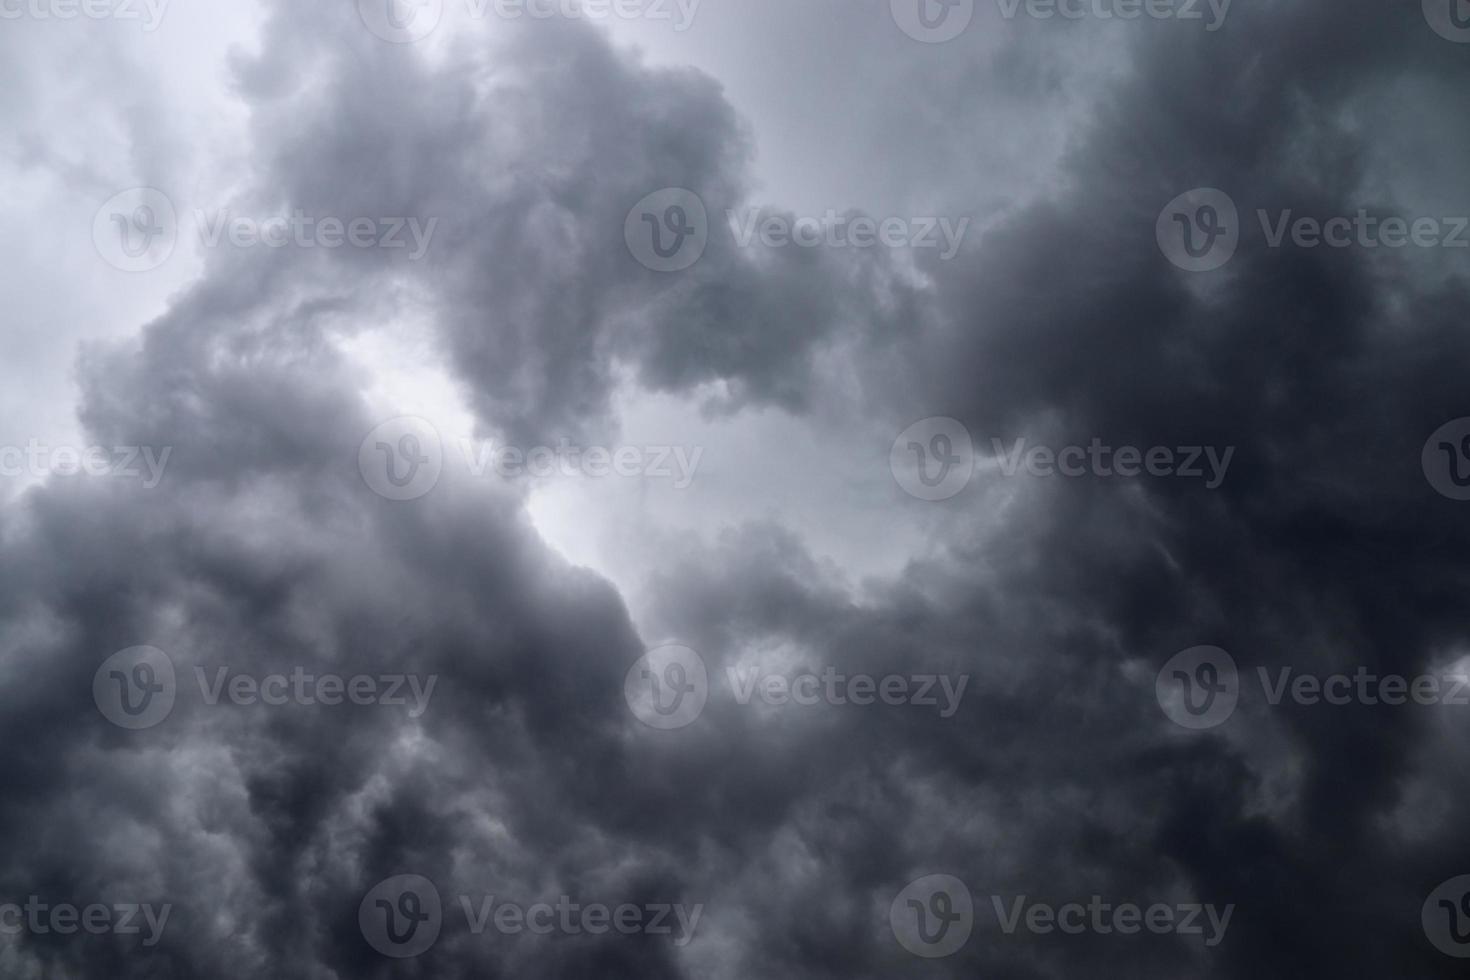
4,0 -> 1470,976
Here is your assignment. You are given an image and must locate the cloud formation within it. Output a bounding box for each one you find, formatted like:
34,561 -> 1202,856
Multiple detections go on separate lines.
2,0 -> 1470,977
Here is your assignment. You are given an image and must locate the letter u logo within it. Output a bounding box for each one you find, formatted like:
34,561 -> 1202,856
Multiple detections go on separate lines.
909,434 -> 960,488
908,891 -> 961,944
642,205 -> 696,259
643,662 -> 695,716
1442,894 -> 1470,944
386,0 -> 423,29
1439,436 -> 1470,488
1173,204 -> 1227,258
1173,661 -> 1227,716
111,206 -> 164,258
377,891 -> 431,945
109,663 -> 164,716
1441,893 -> 1470,945
916,0 -> 960,28
377,434 -> 430,488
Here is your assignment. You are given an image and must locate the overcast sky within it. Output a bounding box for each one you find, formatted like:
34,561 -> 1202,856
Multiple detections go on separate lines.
4,0 -> 1470,976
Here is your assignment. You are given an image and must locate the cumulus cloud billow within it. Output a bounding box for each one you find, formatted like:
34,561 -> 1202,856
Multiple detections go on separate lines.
2,0 -> 1469,976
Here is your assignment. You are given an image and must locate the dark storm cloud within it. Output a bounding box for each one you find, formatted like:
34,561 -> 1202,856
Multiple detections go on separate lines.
0,13 -> 731,980
223,0 -> 924,444
3,0 -> 1470,978
0,1 -> 926,975
0,235 -> 692,976
801,2 -> 1470,976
